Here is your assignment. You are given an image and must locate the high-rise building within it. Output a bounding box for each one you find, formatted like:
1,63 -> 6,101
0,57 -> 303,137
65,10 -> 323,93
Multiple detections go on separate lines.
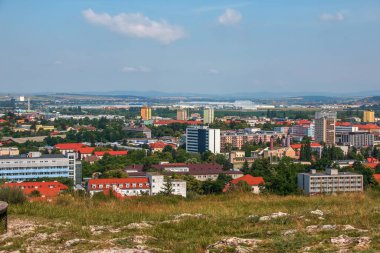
176,108 -> 188,120
314,111 -> 337,145
363,110 -> 375,123
140,106 -> 152,120
203,108 -> 214,124
186,126 -> 220,153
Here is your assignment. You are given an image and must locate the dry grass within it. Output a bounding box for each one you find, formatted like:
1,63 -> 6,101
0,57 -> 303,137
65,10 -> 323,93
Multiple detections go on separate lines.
1,190 -> 379,252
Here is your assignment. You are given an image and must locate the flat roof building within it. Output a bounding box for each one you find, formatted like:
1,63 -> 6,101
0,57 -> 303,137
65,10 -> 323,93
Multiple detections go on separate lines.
297,168 -> 363,195
0,152 -> 82,184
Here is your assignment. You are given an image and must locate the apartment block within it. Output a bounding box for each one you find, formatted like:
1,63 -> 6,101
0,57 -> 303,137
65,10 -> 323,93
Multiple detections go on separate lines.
297,168 -> 363,195
315,111 -> 337,145
0,152 -> 82,184
186,126 -> 220,153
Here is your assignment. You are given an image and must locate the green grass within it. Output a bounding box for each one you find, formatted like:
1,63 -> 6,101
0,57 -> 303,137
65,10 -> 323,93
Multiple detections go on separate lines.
2,190 -> 380,252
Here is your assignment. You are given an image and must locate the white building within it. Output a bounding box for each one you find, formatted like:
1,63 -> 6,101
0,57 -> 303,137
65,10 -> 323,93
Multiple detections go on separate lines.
147,173 -> 187,197
186,126 -> 220,154
297,168 -> 363,195
0,152 -> 81,184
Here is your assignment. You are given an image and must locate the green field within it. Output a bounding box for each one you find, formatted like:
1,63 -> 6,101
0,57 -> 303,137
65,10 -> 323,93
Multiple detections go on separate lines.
1,190 -> 380,252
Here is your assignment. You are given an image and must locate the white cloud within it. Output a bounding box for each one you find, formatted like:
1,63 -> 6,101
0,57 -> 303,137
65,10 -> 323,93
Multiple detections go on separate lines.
53,60 -> 62,65
121,66 -> 150,73
218,8 -> 242,25
320,12 -> 345,22
82,9 -> 185,44
208,69 -> 219,75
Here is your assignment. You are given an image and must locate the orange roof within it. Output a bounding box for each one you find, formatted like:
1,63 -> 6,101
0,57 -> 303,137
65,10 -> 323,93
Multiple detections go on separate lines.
3,181 -> 68,197
0,119 -> 8,123
336,122 -> 352,126
55,143 -> 86,151
78,147 -> 95,154
367,157 -> 379,164
295,120 -> 311,125
94,150 -> 128,156
374,174 -> 380,183
230,174 -> 265,186
291,142 -> 321,149
366,163 -> 378,169
354,124 -> 380,130
149,142 -> 176,149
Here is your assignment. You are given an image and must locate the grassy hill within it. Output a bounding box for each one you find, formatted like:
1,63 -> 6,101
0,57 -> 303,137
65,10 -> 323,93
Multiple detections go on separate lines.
1,190 -> 380,252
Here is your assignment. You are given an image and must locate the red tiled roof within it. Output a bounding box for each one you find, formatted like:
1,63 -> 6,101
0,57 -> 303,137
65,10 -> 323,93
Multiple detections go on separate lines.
295,120 -> 311,125
366,163 -> 378,169
374,174 -> 380,183
291,142 -> 322,149
149,142 -> 176,149
88,178 -> 150,190
0,119 -> 8,123
78,147 -> 95,154
55,143 -> 86,151
3,181 -> 68,197
353,124 -> 380,130
367,157 -> 379,164
336,122 -> 352,126
230,174 -> 265,186
94,150 -> 128,156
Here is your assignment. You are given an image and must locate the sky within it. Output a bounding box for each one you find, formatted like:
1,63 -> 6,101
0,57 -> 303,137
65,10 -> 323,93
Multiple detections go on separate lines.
0,0 -> 380,95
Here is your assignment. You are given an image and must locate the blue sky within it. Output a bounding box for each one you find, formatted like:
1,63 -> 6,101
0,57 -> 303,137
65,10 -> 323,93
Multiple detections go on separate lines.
0,0 -> 380,94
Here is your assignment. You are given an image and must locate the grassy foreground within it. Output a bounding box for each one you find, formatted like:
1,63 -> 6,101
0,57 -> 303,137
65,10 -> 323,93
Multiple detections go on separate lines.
1,190 -> 380,252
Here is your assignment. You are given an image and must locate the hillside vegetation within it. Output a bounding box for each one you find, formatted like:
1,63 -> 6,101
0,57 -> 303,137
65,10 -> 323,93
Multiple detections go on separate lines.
0,190 -> 379,252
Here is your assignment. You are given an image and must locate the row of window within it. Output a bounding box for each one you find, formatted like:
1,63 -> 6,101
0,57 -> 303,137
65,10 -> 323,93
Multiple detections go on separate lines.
92,183 -> 149,189
0,172 -> 67,176
0,166 -> 68,170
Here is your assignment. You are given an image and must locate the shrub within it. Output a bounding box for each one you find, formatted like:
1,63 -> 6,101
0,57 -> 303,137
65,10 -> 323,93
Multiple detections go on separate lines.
29,190 -> 41,197
0,187 -> 26,204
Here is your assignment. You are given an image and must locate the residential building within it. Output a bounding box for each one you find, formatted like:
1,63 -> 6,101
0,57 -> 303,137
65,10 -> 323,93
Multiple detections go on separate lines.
125,163 -> 244,181
363,110 -> 375,123
123,125 -> 152,138
2,181 -> 68,199
93,150 -> 128,159
315,111 -> 337,145
149,142 -> 176,153
335,125 -> 359,134
289,124 -> 315,139
176,109 -> 188,121
263,146 -> 297,161
55,143 -> 86,156
297,168 -> 363,195
0,147 -> 19,156
336,131 -> 374,148
140,106 -> 152,120
88,178 -> 151,196
290,142 -> 323,158
147,173 -> 187,197
153,120 -> 202,126
35,125 -> 55,131
203,108 -> 214,124
0,152 -> 82,184
186,126 -> 220,153
229,151 -> 255,169
220,131 -> 285,150
223,174 -> 265,194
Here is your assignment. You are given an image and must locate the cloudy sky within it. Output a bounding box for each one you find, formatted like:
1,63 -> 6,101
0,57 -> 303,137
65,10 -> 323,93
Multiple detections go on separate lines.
1,0 -> 380,94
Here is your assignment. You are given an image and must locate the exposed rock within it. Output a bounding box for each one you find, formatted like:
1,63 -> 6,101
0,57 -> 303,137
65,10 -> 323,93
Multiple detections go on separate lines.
129,235 -> 156,244
321,224 -> 336,230
331,235 -> 371,249
126,222 -> 152,230
310,209 -> 324,216
173,213 -> 204,219
206,237 -> 261,252
89,246 -> 154,253
65,238 -> 88,247
282,229 -> 297,236
258,212 -> 289,221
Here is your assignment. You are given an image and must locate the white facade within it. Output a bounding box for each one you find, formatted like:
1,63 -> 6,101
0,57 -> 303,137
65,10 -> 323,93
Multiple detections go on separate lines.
147,173 -> 187,197
203,108 -> 214,124
298,169 -> 363,195
186,126 -> 220,154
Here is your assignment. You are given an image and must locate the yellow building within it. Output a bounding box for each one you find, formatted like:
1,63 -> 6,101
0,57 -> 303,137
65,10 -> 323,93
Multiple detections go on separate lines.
0,147 -> 19,156
176,109 -> 188,120
363,110 -> 375,123
140,106 -> 152,120
35,125 -> 55,131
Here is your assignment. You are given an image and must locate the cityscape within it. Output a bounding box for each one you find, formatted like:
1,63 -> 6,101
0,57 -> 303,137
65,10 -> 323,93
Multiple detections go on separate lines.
1,1 -> 380,252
